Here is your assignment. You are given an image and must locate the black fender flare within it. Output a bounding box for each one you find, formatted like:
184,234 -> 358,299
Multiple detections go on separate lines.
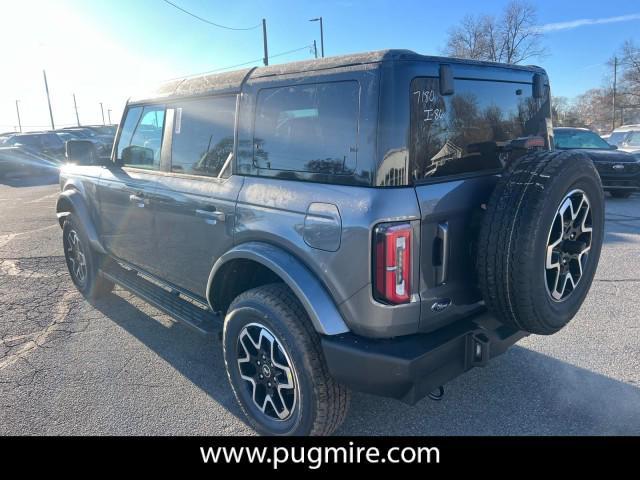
56,189 -> 106,255
207,242 -> 350,336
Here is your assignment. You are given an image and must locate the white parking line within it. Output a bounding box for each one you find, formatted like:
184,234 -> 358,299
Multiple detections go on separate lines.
0,260 -> 53,278
25,192 -> 59,204
0,224 -> 58,248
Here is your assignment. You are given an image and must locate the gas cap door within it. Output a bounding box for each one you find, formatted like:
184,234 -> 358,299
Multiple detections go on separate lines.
303,203 -> 342,252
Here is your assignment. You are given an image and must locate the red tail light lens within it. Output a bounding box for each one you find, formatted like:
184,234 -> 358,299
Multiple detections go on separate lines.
373,222 -> 412,304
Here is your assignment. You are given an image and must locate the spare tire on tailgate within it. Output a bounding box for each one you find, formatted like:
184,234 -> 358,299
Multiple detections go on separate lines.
477,150 -> 604,335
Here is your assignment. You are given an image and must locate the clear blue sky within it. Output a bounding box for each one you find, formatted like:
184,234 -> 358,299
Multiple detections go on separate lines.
2,0 -> 639,130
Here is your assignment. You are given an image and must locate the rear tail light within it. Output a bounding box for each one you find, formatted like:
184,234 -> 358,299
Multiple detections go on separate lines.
373,222 -> 412,304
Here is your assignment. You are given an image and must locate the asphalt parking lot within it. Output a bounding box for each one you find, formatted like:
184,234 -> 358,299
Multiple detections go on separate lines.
0,173 -> 639,435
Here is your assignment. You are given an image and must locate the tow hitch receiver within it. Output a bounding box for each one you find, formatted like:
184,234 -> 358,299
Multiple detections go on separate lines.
322,312 -> 527,404
468,332 -> 490,367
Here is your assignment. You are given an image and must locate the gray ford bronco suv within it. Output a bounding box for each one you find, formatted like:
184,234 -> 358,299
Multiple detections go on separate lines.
57,50 -> 604,436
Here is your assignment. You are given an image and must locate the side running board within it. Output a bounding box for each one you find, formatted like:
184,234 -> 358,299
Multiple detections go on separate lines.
100,262 -> 221,335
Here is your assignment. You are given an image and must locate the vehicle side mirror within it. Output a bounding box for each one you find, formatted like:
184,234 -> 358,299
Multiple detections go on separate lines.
533,73 -> 545,99
66,140 -> 99,165
121,145 -> 154,166
610,144 -> 618,150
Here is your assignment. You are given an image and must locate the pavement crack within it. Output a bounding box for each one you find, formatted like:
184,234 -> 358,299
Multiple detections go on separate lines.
0,291 -> 76,371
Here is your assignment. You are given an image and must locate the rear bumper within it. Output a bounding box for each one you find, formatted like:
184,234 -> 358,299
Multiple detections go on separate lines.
321,311 -> 526,404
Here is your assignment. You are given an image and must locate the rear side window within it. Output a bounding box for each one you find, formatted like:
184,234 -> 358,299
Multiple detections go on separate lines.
41,134 -> 63,148
410,77 -> 549,182
253,81 -> 359,174
170,96 -> 236,177
8,135 -> 39,147
116,106 -> 165,169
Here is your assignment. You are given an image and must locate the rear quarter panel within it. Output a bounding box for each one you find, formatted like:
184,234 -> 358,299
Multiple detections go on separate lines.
234,178 -> 422,337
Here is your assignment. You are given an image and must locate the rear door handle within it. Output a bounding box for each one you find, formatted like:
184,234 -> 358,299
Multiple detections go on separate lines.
434,222 -> 449,285
128,193 -> 147,207
195,209 -> 226,224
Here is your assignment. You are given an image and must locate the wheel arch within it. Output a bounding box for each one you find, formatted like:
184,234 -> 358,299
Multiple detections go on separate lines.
56,188 -> 106,255
207,242 -> 350,336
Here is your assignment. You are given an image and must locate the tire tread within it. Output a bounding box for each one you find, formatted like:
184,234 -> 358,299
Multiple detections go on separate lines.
225,283 -> 349,435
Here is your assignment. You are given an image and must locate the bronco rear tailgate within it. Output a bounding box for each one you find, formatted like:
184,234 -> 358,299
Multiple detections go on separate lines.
414,176 -> 498,333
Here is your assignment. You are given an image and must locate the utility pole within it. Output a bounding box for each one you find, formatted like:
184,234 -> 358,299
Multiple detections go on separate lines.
612,56 -> 617,131
107,109 -> 112,124
309,17 -> 324,57
262,18 -> 269,66
43,70 -> 55,130
99,102 -> 105,125
313,40 -> 318,59
15,100 -> 22,133
73,94 -> 80,126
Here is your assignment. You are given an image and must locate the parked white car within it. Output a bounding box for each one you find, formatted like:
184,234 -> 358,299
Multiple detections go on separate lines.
607,124 -> 640,153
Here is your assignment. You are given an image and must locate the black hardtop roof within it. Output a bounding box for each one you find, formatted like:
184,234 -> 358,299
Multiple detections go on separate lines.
128,49 -> 547,104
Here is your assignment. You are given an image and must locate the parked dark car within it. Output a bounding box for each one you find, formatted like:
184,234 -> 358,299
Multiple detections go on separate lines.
554,127 -> 640,198
0,145 -> 61,178
59,128 -> 113,155
2,132 -> 65,160
83,124 -> 117,136
0,131 -> 18,144
57,50 -> 604,435
0,132 -> 67,179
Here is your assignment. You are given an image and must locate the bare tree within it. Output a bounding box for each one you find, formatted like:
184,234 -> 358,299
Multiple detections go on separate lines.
619,40 -> 640,101
444,1 -> 546,64
551,96 -> 581,127
573,89 -> 615,132
603,40 -> 640,126
445,15 -> 493,61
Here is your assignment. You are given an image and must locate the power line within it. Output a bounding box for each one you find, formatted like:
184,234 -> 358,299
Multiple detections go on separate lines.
161,0 -> 260,31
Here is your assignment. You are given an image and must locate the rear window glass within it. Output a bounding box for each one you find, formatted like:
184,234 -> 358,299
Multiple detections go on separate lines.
253,81 -> 359,174
410,77 -> 549,182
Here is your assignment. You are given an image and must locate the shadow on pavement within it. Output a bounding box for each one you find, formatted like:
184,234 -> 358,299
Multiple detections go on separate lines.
338,345 -> 640,435
92,290 -> 640,436
91,291 -> 245,423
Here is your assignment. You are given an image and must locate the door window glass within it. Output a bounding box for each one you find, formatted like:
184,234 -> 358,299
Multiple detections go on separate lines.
116,106 -> 165,169
170,96 -> 236,177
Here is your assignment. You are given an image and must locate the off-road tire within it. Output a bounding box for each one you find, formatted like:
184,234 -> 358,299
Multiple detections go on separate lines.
609,189 -> 632,199
62,215 -> 114,299
223,283 -> 350,436
477,151 -> 604,335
